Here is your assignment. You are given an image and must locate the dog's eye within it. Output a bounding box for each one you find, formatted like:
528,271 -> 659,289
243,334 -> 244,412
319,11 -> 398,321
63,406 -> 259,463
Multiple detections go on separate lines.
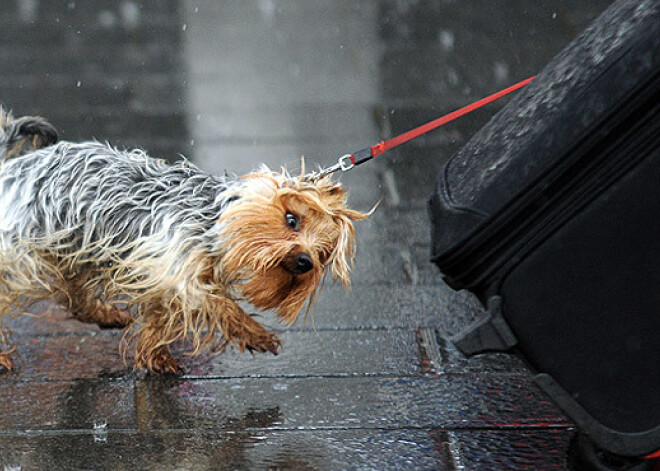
318,250 -> 330,265
285,212 -> 300,231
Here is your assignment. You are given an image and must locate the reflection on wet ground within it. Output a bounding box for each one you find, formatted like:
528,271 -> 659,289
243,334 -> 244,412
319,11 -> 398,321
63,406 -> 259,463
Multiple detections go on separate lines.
1,1 -> 609,469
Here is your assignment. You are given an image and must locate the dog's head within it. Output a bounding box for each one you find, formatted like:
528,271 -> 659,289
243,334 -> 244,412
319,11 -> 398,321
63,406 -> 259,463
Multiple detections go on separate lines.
218,169 -> 368,324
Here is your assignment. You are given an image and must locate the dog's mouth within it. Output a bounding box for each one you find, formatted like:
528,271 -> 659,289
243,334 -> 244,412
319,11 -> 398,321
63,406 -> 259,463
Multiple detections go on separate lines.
281,252 -> 314,275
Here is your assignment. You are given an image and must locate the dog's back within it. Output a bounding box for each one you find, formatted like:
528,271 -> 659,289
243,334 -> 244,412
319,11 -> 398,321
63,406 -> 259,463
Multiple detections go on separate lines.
0,107 -> 58,161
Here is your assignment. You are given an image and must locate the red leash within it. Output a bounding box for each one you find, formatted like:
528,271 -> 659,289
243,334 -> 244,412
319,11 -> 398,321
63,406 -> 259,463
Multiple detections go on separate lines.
314,75 -> 535,178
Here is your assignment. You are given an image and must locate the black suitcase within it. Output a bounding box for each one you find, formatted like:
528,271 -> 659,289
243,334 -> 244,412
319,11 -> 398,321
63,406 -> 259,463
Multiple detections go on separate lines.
428,0 -> 660,466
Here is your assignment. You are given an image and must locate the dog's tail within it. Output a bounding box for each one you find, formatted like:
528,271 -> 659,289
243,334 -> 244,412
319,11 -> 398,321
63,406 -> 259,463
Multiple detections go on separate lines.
0,107 -> 58,161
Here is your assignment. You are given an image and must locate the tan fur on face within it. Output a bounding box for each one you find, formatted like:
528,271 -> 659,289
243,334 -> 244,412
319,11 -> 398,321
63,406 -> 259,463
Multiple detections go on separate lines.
220,173 -> 367,324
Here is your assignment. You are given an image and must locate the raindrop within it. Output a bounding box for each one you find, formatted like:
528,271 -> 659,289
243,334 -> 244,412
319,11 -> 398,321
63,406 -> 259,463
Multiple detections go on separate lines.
438,30 -> 455,52
68,1 -> 75,10
447,68 -> 459,86
76,81 -> 82,87
94,420 -> 107,430
182,24 -> 188,31
493,61 -> 509,83
552,12 -> 557,19
120,1 -> 140,30
17,0 -> 37,23
98,10 -> 117,29
257,0 -> 276,22
93,420 -> 108,443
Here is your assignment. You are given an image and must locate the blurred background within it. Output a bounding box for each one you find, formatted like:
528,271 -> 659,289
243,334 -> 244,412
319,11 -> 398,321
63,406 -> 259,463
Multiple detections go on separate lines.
0,0 -> 609,201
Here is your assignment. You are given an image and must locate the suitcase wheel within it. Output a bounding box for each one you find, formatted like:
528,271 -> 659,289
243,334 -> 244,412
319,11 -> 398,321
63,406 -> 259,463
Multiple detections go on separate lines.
567,432 -> 658,471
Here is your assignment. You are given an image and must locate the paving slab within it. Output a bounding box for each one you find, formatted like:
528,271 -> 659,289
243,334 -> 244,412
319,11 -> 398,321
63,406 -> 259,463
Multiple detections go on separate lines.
140,375 -> 568,431
0,429 -> 447,471
179,329 -> 420,379
443,428 -> 576,470
190,104 -> 377,145
360,207 -> 434,246
3,329 -> 420,379
294,284 -> 484,331
3,334 -> 129,381
418,328 -> 529,376
0,377 -> 136,432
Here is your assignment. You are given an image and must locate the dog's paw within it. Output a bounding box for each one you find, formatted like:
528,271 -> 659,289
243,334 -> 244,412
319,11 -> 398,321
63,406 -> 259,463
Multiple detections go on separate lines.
245,332 -> 282,356
144,348 -> 184,375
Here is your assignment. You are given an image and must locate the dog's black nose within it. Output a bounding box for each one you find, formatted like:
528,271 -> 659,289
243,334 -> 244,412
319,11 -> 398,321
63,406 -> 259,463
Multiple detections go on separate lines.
294,253 -> 314,274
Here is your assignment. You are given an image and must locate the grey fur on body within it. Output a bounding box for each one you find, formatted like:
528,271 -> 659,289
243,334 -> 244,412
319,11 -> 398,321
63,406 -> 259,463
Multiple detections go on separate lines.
0,141 -> 239,260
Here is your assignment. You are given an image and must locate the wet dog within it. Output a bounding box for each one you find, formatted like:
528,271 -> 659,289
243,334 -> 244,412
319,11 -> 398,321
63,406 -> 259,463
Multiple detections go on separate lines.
0,109 -> 367,373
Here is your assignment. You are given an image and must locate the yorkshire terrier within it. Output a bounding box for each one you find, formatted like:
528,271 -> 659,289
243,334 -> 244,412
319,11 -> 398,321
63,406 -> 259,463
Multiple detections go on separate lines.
0,108 -> 367,374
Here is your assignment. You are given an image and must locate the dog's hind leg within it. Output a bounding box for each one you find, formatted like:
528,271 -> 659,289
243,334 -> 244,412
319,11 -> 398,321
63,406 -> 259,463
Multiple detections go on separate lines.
55,270 -> 133,330
77,299 -> 133,330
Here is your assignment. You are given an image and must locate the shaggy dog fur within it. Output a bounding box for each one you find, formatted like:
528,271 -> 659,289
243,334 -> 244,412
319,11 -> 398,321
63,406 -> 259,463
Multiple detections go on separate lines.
0,109 -> 366,373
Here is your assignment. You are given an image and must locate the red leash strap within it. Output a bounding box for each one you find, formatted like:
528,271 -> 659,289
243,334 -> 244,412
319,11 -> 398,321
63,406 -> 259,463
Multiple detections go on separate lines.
370,75 -> 536,158
315,75 -> 535,178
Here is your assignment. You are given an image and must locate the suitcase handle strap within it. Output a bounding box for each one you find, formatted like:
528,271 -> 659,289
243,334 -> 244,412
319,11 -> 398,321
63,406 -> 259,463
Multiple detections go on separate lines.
309,75 -> 536,180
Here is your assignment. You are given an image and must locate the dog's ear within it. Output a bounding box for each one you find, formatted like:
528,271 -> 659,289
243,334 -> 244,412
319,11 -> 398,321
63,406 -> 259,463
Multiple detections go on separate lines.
2,110 -> 58,159
327,209 -> 368,289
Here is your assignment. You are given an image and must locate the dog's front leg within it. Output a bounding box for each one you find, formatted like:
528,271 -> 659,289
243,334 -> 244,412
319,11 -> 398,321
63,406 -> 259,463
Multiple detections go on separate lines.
129,300 -> 187,375
131,295 -> 281,375
215,296 -> 281,355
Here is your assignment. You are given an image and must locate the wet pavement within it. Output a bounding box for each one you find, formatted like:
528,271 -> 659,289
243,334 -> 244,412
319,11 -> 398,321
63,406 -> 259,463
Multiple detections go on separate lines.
0,1 -> 611,469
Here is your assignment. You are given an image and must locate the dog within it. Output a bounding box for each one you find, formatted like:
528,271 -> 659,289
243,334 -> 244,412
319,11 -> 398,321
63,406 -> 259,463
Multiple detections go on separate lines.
0,108 -> 367,374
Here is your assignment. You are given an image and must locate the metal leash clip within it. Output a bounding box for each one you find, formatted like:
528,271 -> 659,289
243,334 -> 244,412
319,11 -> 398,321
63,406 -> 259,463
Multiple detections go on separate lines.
307,154 -> 355,180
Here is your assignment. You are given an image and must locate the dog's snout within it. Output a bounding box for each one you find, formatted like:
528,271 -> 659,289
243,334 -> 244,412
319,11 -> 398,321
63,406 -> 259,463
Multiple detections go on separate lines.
294,253 -> 314,274
281,252 -> 314,275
